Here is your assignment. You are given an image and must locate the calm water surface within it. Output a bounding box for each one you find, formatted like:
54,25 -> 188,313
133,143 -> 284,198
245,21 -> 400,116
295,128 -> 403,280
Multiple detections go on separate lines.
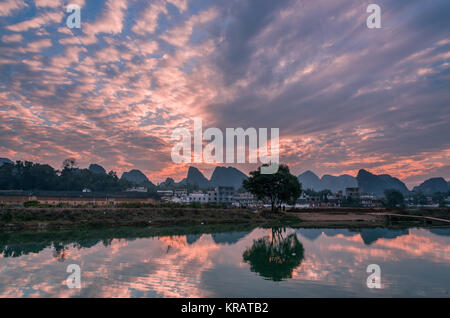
0,227 -> 449,297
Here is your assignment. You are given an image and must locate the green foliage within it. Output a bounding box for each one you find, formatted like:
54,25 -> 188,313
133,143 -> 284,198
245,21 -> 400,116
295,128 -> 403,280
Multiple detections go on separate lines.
411,191 -> 428,205
23,200 -> 40,208
0,211 -> 13,222
243,164 -> 302,212
384,189 -> 405,208
304,189 -> 332,202
189,202 -> 202,209
431,192 -> 448,208
0,160 -> 133,192
242,229 -> 304,281
117,202 -> 141,208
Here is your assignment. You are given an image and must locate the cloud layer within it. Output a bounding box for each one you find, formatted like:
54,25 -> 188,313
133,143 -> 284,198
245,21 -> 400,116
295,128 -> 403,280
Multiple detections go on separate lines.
0,0 -> 449,187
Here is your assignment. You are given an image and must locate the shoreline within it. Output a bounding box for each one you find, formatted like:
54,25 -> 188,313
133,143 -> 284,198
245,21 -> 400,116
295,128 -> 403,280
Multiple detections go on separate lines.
0,206 -> 449,232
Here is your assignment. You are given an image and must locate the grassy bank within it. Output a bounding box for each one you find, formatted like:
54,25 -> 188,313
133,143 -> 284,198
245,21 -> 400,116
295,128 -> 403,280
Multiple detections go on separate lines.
0,206 -> 448,232
0,207 -> 302,231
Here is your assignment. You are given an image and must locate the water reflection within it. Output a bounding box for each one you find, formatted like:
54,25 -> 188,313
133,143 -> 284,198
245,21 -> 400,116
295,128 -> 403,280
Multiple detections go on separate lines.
296,228 -> 410,245
0,226 -> 449,297
243,228 -> 304,281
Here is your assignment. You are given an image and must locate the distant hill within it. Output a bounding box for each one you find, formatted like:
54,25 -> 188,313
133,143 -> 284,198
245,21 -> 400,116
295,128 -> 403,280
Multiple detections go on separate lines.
298,171 -> 322,191
184,167 -> 210,188
89,164 -> 106,175
321,174 -> 357,192
211,232 -> 249,245
358,228 -> 409,245
210,166 -> 248,189
413,178 -> 449,195
159,177 -> 176,188
298,171 -> 357,192
121,169 -> 155,189
357,169 -> 410,197
157,166 -> 248,190
0,158 -> 13,167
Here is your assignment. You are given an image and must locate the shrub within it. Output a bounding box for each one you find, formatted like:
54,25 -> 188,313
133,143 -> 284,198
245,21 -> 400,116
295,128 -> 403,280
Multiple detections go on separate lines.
24,200 -> 40,208
189,202 -> 202,209
0,211 -> 13,222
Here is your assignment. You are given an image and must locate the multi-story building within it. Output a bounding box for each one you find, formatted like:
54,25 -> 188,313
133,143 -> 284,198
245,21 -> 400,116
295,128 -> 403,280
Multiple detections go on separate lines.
207,190 -> 216,203
345,187 -> 360,201
233,192 -> 256,208
189,192 -> 209,203
175,189 -> 187,197
157,190 -> 174,197
326,194 -> 342,207
214,186 -> 235,204
308,196 -> 321,207
296,192 -> 309,205
360,194 -> 380,207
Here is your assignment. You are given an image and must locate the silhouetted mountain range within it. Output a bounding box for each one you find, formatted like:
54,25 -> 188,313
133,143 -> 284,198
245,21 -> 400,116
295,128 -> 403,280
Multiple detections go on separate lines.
159,177 -> 177,188
158,166 -> 249,190
121,169 -> 156,189
210,166 -> 248,189
89,164 -> 107,175
413,177 -> 449,195
297,169 -> 449,197
356,169 -> 410,197
185,167 -> 210,188
0,158 -> 13,167
298,171 -> 357,192
1,156 -> 449,195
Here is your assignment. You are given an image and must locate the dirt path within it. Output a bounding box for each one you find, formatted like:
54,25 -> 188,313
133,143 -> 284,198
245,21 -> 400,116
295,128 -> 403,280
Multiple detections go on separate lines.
370,213 -> 450,224
290,212 -> 384,227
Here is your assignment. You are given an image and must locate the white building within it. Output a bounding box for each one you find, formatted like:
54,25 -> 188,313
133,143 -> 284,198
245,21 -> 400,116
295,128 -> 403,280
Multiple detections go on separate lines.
157,190 -> 174,197
189,192 -> 209,203
126,186 -> 148,193
175,189 -> 188,197
215,186 -> 235,204
360,194 -> 380,207
233,192 -> 256,207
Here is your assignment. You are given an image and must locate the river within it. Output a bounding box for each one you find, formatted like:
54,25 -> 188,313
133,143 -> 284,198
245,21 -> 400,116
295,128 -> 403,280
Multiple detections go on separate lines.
0,226 -> 449,297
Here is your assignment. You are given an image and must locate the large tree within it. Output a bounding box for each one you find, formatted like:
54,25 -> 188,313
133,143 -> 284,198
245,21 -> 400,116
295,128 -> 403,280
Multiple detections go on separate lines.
243,164 -> 302,212
242,228 -> 304,281
384,189 -> 405,209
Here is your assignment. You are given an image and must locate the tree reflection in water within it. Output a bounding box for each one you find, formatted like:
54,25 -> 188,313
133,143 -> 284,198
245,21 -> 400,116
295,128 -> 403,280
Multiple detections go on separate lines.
242,228 -> 304,281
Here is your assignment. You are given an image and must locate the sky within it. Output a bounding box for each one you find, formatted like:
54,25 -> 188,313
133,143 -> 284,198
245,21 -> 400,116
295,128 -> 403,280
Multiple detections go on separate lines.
0,0 -> 449,188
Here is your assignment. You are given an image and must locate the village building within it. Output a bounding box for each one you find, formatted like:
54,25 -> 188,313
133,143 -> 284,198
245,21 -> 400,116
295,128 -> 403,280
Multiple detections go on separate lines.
345,187 -> 360,201
0,191 -> 157,206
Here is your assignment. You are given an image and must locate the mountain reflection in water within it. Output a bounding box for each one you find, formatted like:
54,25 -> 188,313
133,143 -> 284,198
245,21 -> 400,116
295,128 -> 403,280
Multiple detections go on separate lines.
0,226 -> 449,297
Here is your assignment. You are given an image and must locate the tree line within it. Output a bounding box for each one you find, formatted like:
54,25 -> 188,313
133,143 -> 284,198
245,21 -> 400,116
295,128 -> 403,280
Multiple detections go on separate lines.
0,159 -> 132,192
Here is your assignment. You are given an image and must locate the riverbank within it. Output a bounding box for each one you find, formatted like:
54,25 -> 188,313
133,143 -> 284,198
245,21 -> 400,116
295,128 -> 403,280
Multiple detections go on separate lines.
0,206 -> 449,231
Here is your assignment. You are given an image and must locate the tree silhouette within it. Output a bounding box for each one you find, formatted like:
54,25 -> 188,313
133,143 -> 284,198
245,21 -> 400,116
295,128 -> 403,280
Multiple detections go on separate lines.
62,158 -> 78,170
243,164 -> 302,212
383,189 -> 405,209
243,228 -> 304,281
